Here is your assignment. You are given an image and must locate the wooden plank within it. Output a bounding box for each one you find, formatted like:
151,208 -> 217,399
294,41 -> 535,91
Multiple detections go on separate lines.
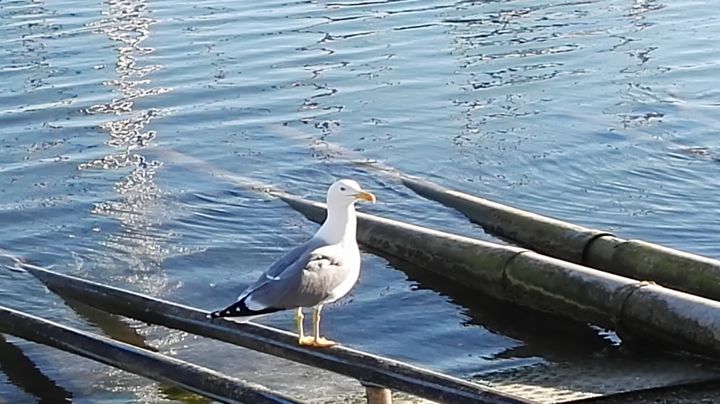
366,386 -> 392,404
0,305 -> 302,404
21,263 -> 529,404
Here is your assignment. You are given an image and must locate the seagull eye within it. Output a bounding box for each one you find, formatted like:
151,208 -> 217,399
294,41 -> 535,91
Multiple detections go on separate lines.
340,187 -> 346,191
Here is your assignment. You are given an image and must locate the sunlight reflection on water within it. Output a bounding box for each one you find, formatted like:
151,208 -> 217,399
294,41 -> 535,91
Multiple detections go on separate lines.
2,0 -> 720,400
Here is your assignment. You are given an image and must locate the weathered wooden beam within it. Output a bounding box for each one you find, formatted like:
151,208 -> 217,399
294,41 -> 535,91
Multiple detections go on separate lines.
401,176 -> 720,303
20,264 -> 529,404
0,305 -> 302,404
366,386 -> 392,404
277,193 -> 720,359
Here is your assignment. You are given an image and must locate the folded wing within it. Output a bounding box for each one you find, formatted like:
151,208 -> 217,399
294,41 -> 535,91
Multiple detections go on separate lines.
209,238 -> 348,318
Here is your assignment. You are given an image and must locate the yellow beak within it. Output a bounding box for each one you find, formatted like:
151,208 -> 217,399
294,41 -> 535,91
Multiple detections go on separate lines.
354,191 -> 376,203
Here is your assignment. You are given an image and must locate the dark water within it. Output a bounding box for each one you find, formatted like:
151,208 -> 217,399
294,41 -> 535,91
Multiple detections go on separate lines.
1,0 -> 719,401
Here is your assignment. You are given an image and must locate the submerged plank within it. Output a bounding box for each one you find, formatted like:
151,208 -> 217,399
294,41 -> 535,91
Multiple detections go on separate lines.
20,264 -> 529,404
0,305 -> 302,404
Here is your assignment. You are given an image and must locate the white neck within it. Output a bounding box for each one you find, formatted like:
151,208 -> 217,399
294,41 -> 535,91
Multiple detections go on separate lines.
315,202 -> 357,245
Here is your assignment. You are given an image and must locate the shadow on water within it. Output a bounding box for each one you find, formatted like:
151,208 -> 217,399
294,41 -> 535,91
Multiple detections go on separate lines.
0,249 -> 207,402
59,301 -> 210,403
44,263 -> 210,402
61,297 -> 157,352
46,281 -> 211,403
371,249 -> 617,363
0,334 -> 72,403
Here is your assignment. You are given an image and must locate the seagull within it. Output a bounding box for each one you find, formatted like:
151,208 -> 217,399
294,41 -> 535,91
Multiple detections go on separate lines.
208,179 -> 376,348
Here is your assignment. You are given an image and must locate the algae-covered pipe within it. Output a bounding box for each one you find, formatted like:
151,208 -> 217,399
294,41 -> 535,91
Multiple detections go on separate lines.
277,193 -> 720,358
401,176 -> 720,303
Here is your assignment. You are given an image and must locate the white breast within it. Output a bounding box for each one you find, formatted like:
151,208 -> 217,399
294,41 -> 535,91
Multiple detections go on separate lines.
323,244 -> 361,304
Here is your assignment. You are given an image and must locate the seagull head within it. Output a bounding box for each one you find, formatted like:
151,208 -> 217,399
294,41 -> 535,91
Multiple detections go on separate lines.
326,179 -> 376,208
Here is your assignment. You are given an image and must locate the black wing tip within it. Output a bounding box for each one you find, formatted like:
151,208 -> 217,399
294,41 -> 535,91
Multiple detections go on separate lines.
208,300 -> 283,319
209,300 -> 261,319
207,304 -> 246,319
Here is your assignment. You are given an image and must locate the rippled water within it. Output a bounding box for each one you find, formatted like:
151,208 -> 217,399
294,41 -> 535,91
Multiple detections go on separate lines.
1,0 -> 719,401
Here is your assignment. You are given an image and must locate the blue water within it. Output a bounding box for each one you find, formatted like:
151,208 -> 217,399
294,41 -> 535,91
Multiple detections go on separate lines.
1,0 -> 719,401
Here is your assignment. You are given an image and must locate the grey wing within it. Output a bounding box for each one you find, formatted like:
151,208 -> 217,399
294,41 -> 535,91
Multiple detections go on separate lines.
242,245 -> 349,311
263,237 -> 327,279
243,237 -> 325,290
236,237 -> 323,300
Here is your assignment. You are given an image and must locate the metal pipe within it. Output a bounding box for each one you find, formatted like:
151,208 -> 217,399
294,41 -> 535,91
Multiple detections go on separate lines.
401,176 -> 720,303
0,305 -> 301,404
277,193 -> 720,358
19,264 -> 529,404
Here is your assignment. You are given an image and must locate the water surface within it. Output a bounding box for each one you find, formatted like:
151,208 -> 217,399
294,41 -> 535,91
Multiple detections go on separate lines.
1,0 -> 719,401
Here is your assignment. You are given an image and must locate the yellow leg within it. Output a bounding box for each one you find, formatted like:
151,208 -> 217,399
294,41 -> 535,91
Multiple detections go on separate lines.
311,306 -> 336,347
296,308 -> 314,345
297,305 -> 336,348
